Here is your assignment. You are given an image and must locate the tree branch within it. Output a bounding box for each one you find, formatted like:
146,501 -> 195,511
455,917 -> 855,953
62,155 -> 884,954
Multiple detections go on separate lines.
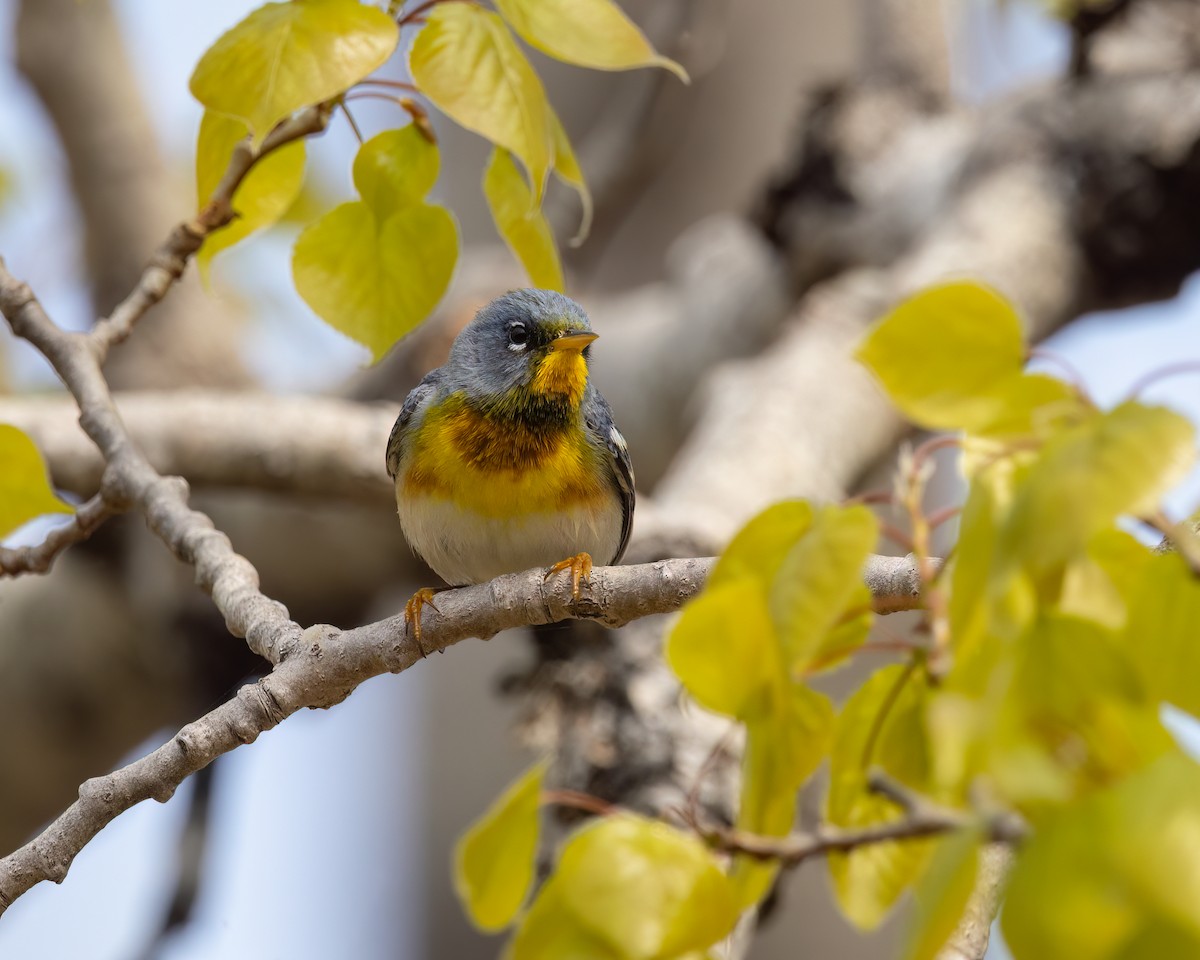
700,771 -> 1026,868
0,492 -> 126,577
0,552 -> 931,913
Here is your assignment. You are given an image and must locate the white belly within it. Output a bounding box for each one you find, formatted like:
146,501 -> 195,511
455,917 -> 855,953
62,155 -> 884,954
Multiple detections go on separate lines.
398,493 -> 624,586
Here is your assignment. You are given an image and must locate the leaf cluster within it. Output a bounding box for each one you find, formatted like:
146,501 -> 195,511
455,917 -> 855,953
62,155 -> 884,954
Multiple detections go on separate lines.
456,282 -> 1200,959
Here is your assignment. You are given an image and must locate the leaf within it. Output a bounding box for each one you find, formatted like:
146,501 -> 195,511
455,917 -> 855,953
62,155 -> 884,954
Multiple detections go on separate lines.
901,829 -> 981,960
989,614 -> 1171,812
410,4 -> 552,200
1002,752 -> 1200,960
1123,552 -> 1200,719
666,577 -> 780,723
549,109 -> 592,245
856,282 -> 1028,431
189,0 -> 398,146
352,124 -> 439,211
731,688 -> 835,907
195,110 -> 306,276
0,424 -> 72,538
484,148 -> 564,291
768,503 -> 877,673
494,0 -> 687,81
454,762 -> 546,932
827,665 -> 934,929
510,878 -> 619,960
292,127 -> 458,361
710,500 -> 815,587
1000,402 -> 1195,576
554,814 -> 738,959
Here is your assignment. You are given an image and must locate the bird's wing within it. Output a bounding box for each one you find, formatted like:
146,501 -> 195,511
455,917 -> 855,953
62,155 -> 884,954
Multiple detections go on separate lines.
385,369 -> 444,480
585,388 -> 636,564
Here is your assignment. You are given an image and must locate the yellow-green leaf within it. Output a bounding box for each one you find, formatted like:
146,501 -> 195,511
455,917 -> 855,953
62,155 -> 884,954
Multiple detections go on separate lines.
454,762 -> 546,932
1002,752 -> 1200,960
666,577 -> 779,722
731,688 -> 835,907
410,4 -> 552,200
484,148 -> 564,291
827,665 -> 934,929
352,125 -> 439,213
0,425 -> 72,538
1000,402 -> 1195,576
989,614 -> 1170,812
292,128 -> 458,361
495,0 -> 687,80
1124,552 -> 1200,718
711,500 -> 815,587
554,814 -> 738,959
901,828 -> 981,960
549,109 -> 592,245
856,282 -> 1028,431
189,0 -> 398,146
195,110 -> 306,275
768,503 -> 878,673
510,877 -> 619,960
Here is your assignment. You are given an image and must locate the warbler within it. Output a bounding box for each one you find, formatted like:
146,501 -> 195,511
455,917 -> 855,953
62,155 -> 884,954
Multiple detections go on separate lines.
385,289 -> 635,637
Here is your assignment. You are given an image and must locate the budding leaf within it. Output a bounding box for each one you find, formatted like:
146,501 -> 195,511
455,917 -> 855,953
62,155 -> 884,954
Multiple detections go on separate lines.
454,761 -> 545,932
0,425 -> 72,538
292,127 -> 458,361
410,4 -> 552,201
190,0 -> 398,146
494,0 -> 688,81
484,148 -> 564,292
195,110 -> 306,276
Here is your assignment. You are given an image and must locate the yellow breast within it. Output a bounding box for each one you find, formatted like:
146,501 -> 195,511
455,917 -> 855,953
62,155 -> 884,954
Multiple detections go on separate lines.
401,393 -> 608,518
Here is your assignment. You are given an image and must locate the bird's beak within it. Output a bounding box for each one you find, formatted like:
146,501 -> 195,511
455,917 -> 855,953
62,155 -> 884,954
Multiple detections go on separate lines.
549,329 -> 599,353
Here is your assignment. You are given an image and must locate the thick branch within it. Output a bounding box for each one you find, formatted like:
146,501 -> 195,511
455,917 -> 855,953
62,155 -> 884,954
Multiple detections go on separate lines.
0,391 -> 396,503
0,553 -> 930,911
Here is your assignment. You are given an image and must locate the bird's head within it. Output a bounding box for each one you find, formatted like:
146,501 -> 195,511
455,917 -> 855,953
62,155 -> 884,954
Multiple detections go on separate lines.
446,289 -> 598,412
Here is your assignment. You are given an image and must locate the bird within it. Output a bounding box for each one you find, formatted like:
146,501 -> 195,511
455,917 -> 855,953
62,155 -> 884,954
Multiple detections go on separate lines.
385,289 -> 635,644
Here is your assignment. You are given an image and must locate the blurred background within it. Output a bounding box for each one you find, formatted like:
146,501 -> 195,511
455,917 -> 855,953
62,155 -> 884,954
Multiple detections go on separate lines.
0,0 -> 1198,957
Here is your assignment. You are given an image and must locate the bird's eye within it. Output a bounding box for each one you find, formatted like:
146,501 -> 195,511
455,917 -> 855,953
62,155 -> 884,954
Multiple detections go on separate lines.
507,322 -> 529,347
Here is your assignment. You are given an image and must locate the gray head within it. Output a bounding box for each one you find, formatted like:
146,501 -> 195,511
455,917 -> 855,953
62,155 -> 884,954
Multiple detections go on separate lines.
444,289 -> 598,404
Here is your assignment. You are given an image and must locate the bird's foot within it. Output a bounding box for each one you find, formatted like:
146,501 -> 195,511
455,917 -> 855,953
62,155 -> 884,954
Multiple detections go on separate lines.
404,586 -> 445,654
544,552 -> 594,602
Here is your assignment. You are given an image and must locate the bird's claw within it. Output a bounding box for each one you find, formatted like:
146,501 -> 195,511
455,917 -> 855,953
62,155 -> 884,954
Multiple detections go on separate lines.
544,552 -> 594,602
404,587 -> 443,654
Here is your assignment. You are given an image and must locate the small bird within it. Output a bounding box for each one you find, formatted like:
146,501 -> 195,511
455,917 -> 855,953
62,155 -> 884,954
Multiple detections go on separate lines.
386,289 -> 635,641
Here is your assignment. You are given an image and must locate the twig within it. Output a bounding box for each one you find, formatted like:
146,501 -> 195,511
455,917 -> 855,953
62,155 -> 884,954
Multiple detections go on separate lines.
700,771 -> 1024,868
90,103 -> 333,360
0,492 -> 124,576
1125,360 -> 1200,401
542,789 -> 618,817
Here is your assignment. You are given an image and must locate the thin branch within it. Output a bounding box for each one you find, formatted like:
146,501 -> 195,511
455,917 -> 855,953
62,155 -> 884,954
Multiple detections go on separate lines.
699,772 -> 1024,869
1125,360 -> 1200,401
0,492 -> 125,577
89,103 -> 333,360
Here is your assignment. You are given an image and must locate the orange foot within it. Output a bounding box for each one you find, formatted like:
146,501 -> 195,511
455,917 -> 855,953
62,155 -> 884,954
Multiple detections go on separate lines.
404,586 -> 445,654
544,552 -> 594,602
